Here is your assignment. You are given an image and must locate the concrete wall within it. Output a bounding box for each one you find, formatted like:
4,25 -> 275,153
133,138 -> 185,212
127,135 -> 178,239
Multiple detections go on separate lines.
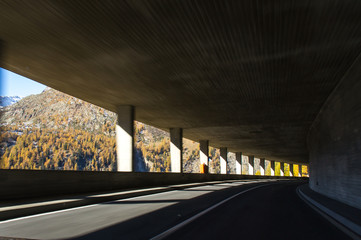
0,169 -> 300,201
308,56 -> 361,210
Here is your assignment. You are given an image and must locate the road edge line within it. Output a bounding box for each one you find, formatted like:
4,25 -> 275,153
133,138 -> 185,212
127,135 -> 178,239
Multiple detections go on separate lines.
297,186 -> 361,240
0,180 -> 263,224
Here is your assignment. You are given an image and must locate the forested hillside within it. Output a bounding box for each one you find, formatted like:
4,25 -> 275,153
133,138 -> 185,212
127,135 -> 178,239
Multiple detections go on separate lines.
0,125 -> 116,171
0,88 -> 218,172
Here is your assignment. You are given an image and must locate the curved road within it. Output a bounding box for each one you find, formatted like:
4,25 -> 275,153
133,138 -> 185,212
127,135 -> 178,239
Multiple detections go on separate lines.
0,180 -> 349,240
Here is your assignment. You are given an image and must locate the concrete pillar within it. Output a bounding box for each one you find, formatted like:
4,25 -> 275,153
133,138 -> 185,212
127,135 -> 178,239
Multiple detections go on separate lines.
248,156 -> 254,175
259,158 -> 265,176
220,147 -> 228,174
289,163 -> 294,177
280,162 -> 284,176
170,128 -> 183,173
199,140 -> 209,166
299,165 -> 302,177
116,105 -> 135,172
270,161 -> 275,176
235,152 -> 242,175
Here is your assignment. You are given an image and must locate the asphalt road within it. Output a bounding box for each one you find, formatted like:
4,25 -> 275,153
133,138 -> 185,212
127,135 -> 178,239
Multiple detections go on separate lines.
0,180 -> 349,240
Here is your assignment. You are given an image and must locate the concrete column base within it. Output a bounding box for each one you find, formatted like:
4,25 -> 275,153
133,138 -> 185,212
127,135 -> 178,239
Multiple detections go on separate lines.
289,163 -> 294,177
220,147 -> 228,174
116,105 -> 135,172
280,162 -> 284,176
248,156 -> 254,175
199,140 -> 209,174
270,161 -> 275,176
170,128 -> 183,173
260,158 -> 265,176
235,152 -> 242,175
199,140 -> 209,165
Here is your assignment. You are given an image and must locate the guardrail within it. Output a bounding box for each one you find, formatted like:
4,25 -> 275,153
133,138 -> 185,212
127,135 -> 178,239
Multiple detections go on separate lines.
0,169 -> 307,201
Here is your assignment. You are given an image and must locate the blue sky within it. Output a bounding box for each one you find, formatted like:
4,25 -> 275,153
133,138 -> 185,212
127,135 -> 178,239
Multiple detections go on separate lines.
1,68 -> 46,97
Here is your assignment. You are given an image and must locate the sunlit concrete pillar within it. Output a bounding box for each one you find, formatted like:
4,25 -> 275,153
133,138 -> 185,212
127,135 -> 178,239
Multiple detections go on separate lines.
235,152 -> 242,175
248,156 -> 254,175
270,161 -> 275,176
170,128 -> 183,173
280,162 -> 284,176
199,140 -> 209,166
220,147 -> 227,174
260,158 -> 265,176
116,105 -> 135,172
289,163 -> 294,177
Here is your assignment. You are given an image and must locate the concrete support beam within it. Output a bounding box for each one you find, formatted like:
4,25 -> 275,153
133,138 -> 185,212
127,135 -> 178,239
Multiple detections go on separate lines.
280,162 -> 284,176
170,128 -> 183,173
116,105 -> 135,172
220,147 -> 227,174
235,152 -> 242,175
259,158 -> 265,176
289,163 -> 294,177
298,165 -> 302,177
199,140 -> 209,166
270,161 -> 275,176
248,156 -> 254,175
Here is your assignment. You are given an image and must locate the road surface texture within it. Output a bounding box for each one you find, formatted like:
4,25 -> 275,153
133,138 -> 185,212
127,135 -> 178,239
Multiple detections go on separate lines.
0,180 -> 349,240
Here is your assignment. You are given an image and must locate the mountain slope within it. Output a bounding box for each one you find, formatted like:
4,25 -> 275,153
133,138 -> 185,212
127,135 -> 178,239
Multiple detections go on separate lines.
1,88 -> 116,135
0,88 -> 205,172
0,96 -> 22,107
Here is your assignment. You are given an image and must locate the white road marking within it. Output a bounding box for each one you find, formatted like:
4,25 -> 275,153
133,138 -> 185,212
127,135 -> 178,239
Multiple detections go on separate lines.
297,187 -> 361,240
0,180 -> 259,225
0,189 -> 178,225
150,183 -> 271,240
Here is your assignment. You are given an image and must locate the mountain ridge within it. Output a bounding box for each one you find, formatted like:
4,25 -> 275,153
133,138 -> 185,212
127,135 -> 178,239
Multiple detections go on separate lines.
0,96 -> 22,107
0,88 -> 211,173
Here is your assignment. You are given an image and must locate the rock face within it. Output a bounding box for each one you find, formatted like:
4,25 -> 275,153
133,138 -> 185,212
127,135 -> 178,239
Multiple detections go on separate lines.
0,88 -> 201,172
1,88 -> 117,135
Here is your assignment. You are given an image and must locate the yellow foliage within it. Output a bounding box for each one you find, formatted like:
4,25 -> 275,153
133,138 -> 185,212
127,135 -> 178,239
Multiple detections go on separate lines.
0,126 -> 116,171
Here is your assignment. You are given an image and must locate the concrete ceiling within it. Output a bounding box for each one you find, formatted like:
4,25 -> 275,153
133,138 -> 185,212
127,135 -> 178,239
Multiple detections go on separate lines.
2,1 -> 361,164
